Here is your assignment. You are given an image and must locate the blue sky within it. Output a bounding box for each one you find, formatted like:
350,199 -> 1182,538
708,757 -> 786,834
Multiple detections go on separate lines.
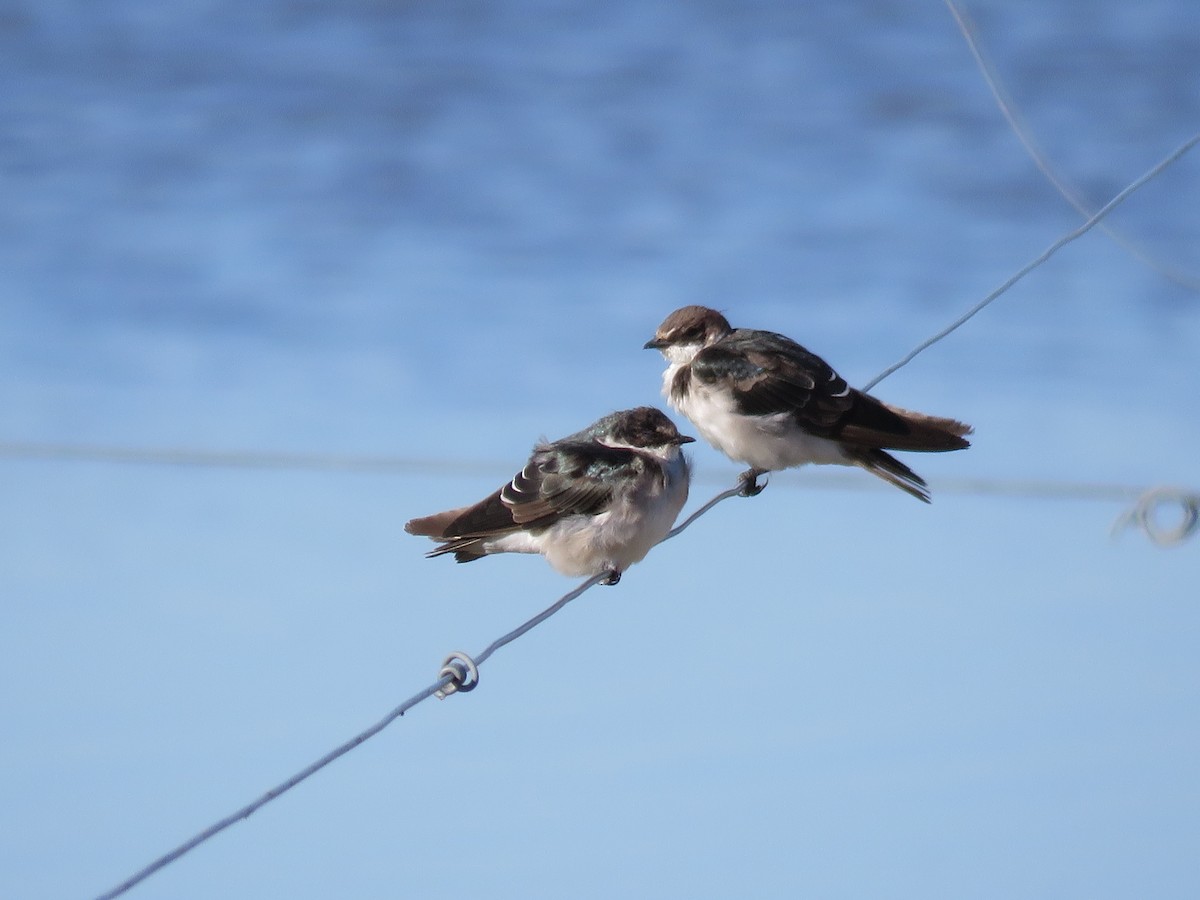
2,1 -> 1198,898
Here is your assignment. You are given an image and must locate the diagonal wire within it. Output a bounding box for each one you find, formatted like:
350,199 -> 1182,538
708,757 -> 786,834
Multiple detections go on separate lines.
863,131 -> 1200,391
943,0 -> 1200,293
664,484 -> 747,539
95,571 -> 613,900
92,469 -> 758,900
88,56 -> 1200,900
93,459 -> 1195,899
93,679 -> 452,900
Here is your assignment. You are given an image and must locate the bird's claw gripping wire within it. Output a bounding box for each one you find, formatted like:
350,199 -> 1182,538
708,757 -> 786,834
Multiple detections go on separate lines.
434,651 -> 480,699
738,469 -> 768,497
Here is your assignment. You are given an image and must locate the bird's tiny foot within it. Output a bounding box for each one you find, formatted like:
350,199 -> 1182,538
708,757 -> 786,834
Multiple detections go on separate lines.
738,469 -> 767,497
600,568 -> 622,586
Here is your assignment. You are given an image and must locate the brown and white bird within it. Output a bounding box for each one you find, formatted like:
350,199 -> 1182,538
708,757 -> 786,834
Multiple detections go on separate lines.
644,306 -> 971,502
405,407 -> 693,584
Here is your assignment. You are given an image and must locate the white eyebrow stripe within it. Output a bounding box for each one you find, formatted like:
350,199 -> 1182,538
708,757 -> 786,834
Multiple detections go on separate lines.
600,438 -> 679,462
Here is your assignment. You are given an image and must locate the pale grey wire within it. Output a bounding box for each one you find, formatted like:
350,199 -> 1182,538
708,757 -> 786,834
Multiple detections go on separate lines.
0,441 -> 501,477
863,132 -> 1200,392
95,464 -> 1193,898
93,679 -> 451,900
0,439 -> 1175,508
665,484 -> 748,539
471,572 -> 610,666
1111,487 -> 1200,547
943,0 -> 1200,292
93,478 -> 762,900
95,570 -> 612,900
88,466 -> 1194,899
81,60 -> 1200,900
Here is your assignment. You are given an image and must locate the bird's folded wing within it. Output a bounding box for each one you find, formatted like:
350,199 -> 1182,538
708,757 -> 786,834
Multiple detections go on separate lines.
502,441 -> 641,526
691,330 -> 854,432
410,442 -> 643,540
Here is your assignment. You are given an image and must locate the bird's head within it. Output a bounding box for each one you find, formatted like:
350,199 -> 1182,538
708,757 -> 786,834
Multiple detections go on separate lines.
643,306 -> 732,364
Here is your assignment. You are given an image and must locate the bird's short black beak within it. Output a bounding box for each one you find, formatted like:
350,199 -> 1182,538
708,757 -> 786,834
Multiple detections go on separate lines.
644,338 -> 667,350
676,435 -> 696,445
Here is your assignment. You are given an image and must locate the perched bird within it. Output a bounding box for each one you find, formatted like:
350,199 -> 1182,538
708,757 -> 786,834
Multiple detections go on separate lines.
405,407 -> 693,584
645,306 -> 971,502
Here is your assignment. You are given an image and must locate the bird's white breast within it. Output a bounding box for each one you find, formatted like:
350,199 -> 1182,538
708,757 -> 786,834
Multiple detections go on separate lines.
494,448 -> 689,578
564,451 -> 687,576
662,360 -> 848,471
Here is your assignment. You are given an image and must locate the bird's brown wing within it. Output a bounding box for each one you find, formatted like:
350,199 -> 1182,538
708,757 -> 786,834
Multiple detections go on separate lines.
693,329 -> 971,451
405,441 -> 644,542
690,329 -> 856,434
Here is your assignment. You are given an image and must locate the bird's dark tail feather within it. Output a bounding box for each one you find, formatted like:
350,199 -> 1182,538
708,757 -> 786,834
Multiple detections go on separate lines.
426,540 -> 487,563
841,395 -> 972,453
404,507 -> 467,538
850,448 -> 932,503
879,404 -> 973,452
405,508 -> 488,562
405,508 -> 489,564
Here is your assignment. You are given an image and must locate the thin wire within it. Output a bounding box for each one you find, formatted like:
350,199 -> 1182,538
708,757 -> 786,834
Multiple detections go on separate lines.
96,571 -> 612,900
0,441 -> 501,477
664,484 -> 747,540
472,572 -> 609,666
91,458 -> 1192,898
82,44 -> 1200,898
1110,487 -> 1200,547
944,0 -> 1200,293
3,438 -> 1180,510
89,469 -> 768,899
863,131 -> 1200,391
87,338 -> 1197,897
762,471 -> 1147,504
93,473 -> 761,899
93,679 -> 450,900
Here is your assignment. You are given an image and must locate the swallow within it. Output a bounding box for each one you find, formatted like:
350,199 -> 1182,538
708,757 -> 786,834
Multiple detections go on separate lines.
645,306 -> 971,501
405,407 -> 694,583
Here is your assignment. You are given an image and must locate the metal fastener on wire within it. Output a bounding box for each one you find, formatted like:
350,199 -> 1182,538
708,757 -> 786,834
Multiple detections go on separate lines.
1112,487 -> 1200,547
435,651 -> 480,699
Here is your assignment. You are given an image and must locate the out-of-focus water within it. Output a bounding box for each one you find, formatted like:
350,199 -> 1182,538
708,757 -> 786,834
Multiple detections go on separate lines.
2,0 -> 1197,441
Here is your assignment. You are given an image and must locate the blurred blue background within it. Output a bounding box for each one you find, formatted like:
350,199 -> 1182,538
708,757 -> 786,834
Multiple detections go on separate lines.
2,1 -> 1198,897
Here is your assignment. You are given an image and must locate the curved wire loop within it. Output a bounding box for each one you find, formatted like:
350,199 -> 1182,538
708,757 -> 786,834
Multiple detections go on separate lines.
1111,487 -> 1200,547
435,651 -> 481,699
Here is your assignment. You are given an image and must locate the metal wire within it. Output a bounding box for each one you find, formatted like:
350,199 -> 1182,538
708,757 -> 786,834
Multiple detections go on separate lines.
93,567 -> 615,900
943,0 -> 1200,293
863,131 -> 1200,392
81,17 -> 1200,898
93,677 -> 452,900
0,439 -> 1178,511
0,441 -> 501,477
1111,487 -> 1200,547
90,467 -> 1194,898
91,459 -> 790,900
